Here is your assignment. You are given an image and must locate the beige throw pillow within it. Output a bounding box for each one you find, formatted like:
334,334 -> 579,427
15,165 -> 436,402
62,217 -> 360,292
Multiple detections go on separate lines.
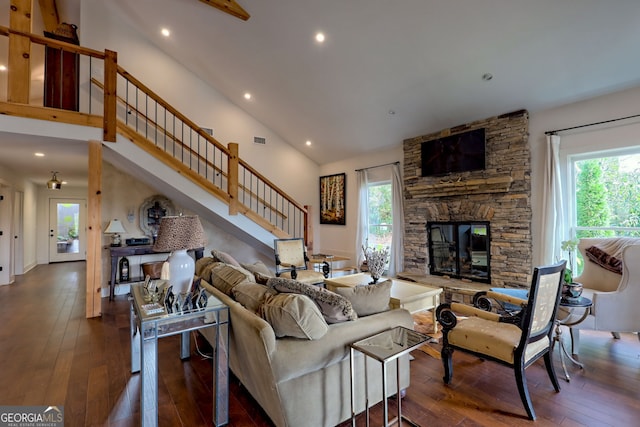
335,281 -> 391,316
260,293 -> 329,339
232,282 -> 276,312
241,261 -> 275,284
211,263 -> 255,295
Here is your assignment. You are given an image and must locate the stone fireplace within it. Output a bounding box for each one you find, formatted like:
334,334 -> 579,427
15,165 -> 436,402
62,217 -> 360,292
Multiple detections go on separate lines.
402,110 -> 532,288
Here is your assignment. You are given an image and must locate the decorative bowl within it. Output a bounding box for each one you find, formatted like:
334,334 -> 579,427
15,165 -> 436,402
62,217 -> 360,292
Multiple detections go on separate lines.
562,282 -> 583,300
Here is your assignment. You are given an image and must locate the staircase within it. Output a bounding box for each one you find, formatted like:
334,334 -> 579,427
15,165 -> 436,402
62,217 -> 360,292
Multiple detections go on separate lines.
0,25 -> 311,250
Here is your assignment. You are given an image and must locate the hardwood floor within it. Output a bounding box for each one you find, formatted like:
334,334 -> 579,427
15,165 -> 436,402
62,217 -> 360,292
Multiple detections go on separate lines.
0,262 -> 638,426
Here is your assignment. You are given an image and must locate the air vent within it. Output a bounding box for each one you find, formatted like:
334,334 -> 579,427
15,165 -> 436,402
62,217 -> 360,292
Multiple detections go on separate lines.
254,136 -> 266,145
201,127 -> 214,136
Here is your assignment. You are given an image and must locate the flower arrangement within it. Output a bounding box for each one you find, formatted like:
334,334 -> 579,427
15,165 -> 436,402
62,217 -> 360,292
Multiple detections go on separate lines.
362,244 -> 390,284
560,238 -> 582,300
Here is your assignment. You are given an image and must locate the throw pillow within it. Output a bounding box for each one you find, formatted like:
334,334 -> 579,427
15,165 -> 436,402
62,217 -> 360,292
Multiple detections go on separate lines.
241,261 -> 275,284
232,282 -> 277,312
211,249 -> 241,267
334,281 -> 391,316
585,246 -> 623,274
259,293 -> 329,339
195,257 -> 216,277
267,277 -> 357,323
211,263 -> 256,295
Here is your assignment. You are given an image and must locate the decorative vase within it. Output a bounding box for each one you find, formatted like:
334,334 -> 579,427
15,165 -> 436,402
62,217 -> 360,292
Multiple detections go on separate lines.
363,245 -> 389,285
562,282 -> 583,301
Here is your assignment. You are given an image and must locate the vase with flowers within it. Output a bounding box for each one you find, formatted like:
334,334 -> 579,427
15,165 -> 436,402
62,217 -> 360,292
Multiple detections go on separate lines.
362,244 -> 390,284
561,238 -> 583,301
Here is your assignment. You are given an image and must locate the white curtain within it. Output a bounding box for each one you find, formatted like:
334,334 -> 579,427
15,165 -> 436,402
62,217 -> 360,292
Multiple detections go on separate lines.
355,169 -> 369,268
388,163 -> 405,277
540,134 -> 564,264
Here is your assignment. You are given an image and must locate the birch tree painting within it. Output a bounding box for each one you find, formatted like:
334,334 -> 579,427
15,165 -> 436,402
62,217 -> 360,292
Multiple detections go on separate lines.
320,173 -> 346,225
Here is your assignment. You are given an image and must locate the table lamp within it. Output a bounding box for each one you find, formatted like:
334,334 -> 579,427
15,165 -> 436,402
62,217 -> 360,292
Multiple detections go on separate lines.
152,215 -> 205,294
105,219 -> 127,247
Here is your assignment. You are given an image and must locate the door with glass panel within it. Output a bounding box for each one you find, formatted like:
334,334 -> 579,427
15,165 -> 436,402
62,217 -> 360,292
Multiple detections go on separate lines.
49,199 -> 86,262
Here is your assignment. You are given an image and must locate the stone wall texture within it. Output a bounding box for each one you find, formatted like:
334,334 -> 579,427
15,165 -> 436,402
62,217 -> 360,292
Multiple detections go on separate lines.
402,109 -> 532,288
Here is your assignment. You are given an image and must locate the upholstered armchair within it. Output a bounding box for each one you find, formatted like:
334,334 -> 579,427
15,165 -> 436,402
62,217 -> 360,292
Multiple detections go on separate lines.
564,238 -> 640,354
436,261 -> 566,420
274,238 -> 326,286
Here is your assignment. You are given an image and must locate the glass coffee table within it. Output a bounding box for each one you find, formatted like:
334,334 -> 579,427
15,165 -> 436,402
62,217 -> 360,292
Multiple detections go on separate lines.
349,326 -> 430,426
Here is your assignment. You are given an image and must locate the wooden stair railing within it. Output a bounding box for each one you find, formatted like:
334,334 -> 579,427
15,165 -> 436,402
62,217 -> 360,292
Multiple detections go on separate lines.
0,24 -> 310,242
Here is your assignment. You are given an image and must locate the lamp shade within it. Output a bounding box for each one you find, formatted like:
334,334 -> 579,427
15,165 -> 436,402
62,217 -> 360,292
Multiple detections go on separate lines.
152,215 -> 205,252
153,215 -> 205,295
104,219 -> 127,234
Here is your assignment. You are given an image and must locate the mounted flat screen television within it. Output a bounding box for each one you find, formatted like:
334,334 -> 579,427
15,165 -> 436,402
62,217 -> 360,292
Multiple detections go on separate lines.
421,128 -> 486,176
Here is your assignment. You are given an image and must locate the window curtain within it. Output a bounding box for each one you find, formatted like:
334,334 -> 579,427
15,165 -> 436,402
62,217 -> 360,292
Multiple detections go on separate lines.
540,134 -> 564,264
388,163 -> 405,277
355,169 -> 369,268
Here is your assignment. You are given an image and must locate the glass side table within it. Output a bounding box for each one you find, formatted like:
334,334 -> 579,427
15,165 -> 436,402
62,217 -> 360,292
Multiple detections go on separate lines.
129,283 -> 230,426
554,296 -> 592,382
349,326 -> 430,427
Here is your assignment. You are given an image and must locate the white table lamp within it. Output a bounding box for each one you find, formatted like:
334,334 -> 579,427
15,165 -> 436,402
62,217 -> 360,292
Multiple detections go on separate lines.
105,219 -> 127,247
152,215 -> 205,295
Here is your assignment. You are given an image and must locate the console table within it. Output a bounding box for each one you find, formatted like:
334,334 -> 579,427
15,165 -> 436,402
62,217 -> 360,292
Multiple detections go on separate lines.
108,245 -> 204,301
129,282 -> 229,426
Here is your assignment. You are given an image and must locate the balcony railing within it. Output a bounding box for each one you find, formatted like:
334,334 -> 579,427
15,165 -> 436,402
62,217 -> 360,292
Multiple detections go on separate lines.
0,25 -> 309,240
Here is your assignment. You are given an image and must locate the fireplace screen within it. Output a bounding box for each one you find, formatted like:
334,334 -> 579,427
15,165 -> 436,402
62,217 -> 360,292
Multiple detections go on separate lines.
427,221 -> 490,283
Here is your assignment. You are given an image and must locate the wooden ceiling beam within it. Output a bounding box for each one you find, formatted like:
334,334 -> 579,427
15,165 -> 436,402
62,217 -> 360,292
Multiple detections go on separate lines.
38,0 -> 60,32
198,0 -> 250,21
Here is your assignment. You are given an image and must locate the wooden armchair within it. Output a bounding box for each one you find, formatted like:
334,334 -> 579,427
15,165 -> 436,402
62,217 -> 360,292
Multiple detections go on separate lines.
436,261 -> 566,420
565,238 -> 640,354
274,238 -> 326,286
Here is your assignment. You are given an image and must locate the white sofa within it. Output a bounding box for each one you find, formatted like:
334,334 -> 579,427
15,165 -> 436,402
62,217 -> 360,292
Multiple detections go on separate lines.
196,258 -> 414,427
566,237 -> 640,354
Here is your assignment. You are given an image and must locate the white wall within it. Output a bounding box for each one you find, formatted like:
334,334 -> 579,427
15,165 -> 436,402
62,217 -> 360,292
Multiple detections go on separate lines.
529,86 -> 640,266
318,145 -> 403,264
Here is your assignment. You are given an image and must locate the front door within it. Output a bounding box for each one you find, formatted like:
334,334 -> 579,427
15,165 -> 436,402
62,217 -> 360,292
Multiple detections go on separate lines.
49,199 -> 86,263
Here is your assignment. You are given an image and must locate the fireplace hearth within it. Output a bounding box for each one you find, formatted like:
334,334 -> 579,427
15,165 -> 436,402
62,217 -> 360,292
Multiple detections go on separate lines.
427,221 -> 490,283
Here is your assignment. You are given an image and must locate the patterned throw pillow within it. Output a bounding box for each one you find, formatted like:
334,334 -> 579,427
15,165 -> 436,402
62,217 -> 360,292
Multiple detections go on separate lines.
585,246 -> 623,274
334,281 -> 391,316
267,277 -> 357,323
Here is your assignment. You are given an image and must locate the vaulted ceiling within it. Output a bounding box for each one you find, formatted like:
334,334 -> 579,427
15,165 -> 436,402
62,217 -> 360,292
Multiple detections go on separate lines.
2,0 -> 640,186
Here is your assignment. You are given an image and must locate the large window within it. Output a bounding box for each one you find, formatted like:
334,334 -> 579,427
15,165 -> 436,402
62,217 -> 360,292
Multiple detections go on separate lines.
570,150 -> 640,239
366,182 -> 392,249
568,149 -> 640,273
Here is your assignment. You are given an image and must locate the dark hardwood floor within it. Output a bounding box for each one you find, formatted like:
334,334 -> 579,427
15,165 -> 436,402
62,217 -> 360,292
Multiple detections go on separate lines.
0,262 -> 638,426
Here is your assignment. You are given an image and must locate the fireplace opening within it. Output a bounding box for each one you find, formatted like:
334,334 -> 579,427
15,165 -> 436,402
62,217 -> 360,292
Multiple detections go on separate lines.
427,221 -> 490,283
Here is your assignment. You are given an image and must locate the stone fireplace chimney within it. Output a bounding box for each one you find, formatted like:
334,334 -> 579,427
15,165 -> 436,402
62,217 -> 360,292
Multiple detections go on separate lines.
402,110 -> 532,288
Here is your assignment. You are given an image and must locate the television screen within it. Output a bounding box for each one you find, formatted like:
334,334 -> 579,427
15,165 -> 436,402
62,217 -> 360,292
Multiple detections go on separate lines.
421,128 -> 486,176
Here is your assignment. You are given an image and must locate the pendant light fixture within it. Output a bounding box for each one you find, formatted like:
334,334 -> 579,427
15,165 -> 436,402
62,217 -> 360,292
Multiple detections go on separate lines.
47,171 -> 62,190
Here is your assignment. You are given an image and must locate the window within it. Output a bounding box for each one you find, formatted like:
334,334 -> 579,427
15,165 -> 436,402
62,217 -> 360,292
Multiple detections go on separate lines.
569,150 -> 640,239
568,149 -> 640,273
366,182 -> 392,249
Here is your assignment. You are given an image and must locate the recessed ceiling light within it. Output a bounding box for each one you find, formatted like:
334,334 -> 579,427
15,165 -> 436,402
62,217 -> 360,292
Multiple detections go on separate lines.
315,32 -> 325,43
34,152 -> 45,157
305,140 -> 312,146
161,28 -> 170,37
244,92 -> 252,100
482,73 -> 493,81
388,109 -> 396,115
0,65 -> 7,72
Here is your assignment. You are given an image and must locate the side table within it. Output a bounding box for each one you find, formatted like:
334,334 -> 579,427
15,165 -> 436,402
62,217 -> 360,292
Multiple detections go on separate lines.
554,296 -> 592,382
349,326 -> 429,427
129,283 -> 230,426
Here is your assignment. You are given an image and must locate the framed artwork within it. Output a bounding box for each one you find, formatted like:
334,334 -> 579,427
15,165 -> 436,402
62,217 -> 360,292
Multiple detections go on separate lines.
320,173 -> 346,225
